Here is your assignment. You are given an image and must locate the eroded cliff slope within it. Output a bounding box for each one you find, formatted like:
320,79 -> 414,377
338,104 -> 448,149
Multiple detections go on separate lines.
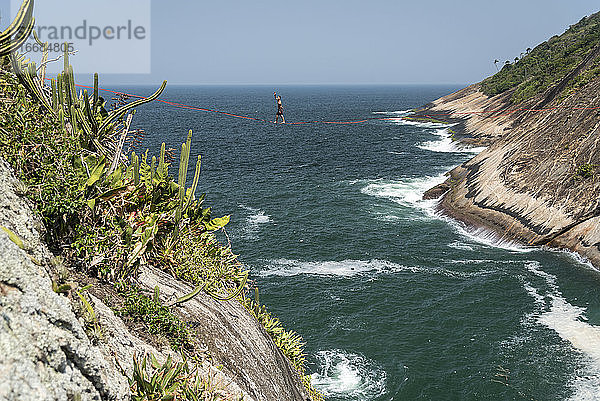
422,12 -> 600,266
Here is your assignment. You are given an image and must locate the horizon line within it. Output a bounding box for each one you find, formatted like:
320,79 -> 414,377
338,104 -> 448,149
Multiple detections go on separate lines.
65,80 -> 470,87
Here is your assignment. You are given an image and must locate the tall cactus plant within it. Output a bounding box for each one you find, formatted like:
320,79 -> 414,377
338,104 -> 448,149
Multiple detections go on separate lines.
0,0 -> 34,57
172,130 -> 202,240
12,42 -> 166,158
7,0 -> 166,157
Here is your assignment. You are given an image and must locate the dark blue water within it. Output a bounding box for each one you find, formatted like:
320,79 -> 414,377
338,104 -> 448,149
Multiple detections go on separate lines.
121,85 -> 600,400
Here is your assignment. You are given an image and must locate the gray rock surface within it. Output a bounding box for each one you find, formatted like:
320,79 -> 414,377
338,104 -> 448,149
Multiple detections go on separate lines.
0,159 -> 130,400
140,267 -> 310,401
422,69 -> 600,267
89,294 -> 255,401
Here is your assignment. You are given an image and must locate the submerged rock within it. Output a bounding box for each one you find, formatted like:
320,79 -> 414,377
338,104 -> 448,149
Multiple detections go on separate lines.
422,181 -> 450,200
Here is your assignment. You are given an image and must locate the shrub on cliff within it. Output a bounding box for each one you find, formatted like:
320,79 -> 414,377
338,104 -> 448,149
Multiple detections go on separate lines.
481,12 -> 600,104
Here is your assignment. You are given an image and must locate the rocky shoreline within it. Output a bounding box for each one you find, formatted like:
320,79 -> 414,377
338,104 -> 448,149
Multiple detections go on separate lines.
421,78 -> 600,268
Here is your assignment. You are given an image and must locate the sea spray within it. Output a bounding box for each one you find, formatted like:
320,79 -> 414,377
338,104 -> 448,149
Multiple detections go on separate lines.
311,349 -> 387,400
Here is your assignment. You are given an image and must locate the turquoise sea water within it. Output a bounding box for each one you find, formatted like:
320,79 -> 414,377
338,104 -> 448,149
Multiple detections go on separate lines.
123,85 -> 600,400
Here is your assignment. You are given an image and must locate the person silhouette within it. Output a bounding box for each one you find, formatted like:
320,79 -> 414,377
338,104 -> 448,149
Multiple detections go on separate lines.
274,92 -> 285,124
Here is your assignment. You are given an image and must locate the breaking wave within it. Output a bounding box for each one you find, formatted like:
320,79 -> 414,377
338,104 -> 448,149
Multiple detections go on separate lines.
360,172 -> 448,211
417,128 -> 486,154
258,259 -> 412,277
372,110 -> 413,116
311,349 -> 387,400
522,261 -> 600,401
238,205 -> 272,240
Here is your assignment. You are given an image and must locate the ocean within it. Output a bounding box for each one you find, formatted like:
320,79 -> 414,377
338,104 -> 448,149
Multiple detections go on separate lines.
121,84 -> 600,400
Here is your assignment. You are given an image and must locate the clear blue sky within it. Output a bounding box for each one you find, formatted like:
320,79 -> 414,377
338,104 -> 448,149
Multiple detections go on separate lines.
12,0 -> 600,85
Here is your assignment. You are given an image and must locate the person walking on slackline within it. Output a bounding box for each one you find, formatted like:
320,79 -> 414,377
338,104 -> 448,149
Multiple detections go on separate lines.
274,92 -> 285,124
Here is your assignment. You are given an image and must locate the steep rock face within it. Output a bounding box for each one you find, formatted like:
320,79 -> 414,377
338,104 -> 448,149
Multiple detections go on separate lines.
140,268 -> 310,401
87,293 -> 255,401
425,84 -> 515,146
423,74 -> 600,266
0,159 -> 130,400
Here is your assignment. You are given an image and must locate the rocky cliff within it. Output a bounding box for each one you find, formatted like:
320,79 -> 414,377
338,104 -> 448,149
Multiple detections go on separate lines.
0,157 -> 308,400
421,14 -> 600,267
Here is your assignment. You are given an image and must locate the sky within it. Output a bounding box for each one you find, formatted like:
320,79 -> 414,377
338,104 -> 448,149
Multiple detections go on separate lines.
4,0 -> 600,85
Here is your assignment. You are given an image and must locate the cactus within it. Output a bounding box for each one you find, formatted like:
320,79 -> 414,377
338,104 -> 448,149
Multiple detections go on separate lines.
171,270 -> 248,305
83,90 -> 98,133
56,74 -> 64,106
157,143 -> 167,179
93,73 -> 99,108
132,152 -> 140,186
0,0 -> 34,57
69,104 -> 79,132
58,108 -> 65,132
165,131 -> 204,243
176,131 -> 193,221
150,156 -> 156,183
182,155 -> 201,212
52,47 -> 167,150
32,30 -> 49,83
97,80 -> 166,140
51,78 -> 58,111
10,13 -> 167,161
10,56 -> 54,114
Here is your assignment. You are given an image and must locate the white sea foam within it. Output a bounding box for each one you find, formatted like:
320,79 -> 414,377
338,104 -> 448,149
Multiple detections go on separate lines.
247,211 -> 271,225
258,258 -> 414,277
238,204 -> 272,240
417,128 -> 486,154
522,282 -> 546,306
546,247 -> 598,272
521,261 -> 600,400
436,215 -> 532,253
447,241 -> 475,251
311,349 -> 387,399
259,258 -> 494,279
392,119 -> 453,129
359,170 -> 534,253
371,212 -> 403,222
524,260 -> 557,289
372,110 -> 413,116
360,172 -> 448,211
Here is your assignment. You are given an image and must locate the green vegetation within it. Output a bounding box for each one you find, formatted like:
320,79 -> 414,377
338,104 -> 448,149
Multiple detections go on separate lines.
130,353 -> 240,400
243,295 -> 306,372
575,163 -> 596,180
0,1 -> 321,397
76,284 -> 104,343
241,294 -> 324,401
0,0 -> 34,57
117,285 -> 192,351
557,57 -> 600,103
0,71 -> 83,242
481,13 -> 600,103
0,225 -> 25,249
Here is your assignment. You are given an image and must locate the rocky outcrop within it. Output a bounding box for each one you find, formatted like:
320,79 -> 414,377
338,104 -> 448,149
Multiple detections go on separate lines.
140,268 -> 309,401
0,158 -> 307,400
0,158 -> 130,400
88,294 -> 256,401
422,70 -> 600,267
424,83 -> 515,146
